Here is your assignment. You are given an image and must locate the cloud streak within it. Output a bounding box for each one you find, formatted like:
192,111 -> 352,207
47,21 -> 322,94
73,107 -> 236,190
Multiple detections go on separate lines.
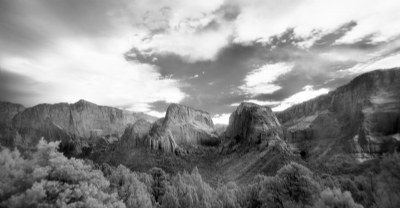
239,63 -> 293,96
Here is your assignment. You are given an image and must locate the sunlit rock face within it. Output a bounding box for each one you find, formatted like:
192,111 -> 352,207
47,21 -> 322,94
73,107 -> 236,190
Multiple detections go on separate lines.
4,99 -> 157,156
277,68 -> 400,159
145,104 -> 218,153
221,102 -> 288,153
12,100 -> 137,143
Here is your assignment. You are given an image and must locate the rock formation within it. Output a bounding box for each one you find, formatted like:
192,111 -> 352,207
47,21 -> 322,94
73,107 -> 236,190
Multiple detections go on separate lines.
145,104 -> 218,153
0,102 -> 25,146
0,99 -> 155,155
277,68 -> 400,159
221,102 -> 288,153
0,102 -> 25,128
120,119 -> 152,148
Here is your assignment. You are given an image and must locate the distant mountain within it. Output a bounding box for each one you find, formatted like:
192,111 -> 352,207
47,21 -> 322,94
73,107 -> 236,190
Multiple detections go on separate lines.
277,68 -> 400,161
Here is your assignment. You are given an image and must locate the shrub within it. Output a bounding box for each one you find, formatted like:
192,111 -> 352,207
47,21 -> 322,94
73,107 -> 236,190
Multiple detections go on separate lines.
313,188 -> 364,208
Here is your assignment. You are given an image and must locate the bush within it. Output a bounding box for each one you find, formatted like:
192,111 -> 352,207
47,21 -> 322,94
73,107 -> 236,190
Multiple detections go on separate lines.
258,162 -> 320,208
313,188 -> 364,208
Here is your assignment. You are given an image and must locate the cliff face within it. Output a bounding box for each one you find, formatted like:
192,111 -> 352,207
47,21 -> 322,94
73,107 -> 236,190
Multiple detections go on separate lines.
120,119 -> 152,148
0,102 -> 25,146
13,99 -> 138,139
0,102 -> 25,128
277,68 -> 400,159
226,103 -> 283,143
221,103 -> 288,153
145,104 -> 218,153
0,99 -> 156,156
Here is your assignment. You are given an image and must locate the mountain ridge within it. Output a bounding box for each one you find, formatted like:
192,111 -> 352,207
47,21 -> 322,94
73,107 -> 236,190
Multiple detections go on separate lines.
277,68 -> 400,160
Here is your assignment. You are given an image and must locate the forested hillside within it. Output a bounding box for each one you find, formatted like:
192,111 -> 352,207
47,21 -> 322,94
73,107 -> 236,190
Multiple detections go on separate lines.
2,139 -> 399,208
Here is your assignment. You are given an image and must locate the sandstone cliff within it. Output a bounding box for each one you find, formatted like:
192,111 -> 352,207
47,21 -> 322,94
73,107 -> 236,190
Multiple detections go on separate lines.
12,99 -> 136,142
0,99 -> 155,155
0,102 -> 25,128
0,102 -> 25,146
145,104 -> 218,153
277,68 -> 400,159
221,102 -> 288,153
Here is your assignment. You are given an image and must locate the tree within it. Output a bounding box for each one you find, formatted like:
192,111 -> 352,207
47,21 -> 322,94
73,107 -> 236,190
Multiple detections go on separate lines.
313,188 -> 364,208
108,165 -> 153,208
150,167 -> 168,203
1,139 -> 125,208
259,162 -> 320,208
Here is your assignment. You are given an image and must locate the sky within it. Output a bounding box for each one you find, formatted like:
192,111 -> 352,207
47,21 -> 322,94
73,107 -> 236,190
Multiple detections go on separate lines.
1,0 -> 400,124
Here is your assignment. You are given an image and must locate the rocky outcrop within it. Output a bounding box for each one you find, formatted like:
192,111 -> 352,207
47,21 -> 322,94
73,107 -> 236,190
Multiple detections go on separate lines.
0,102 -> 25,146
277,68 -> 400,159
226,103 -> 283,143
120,119 -> 152,148
221,103 -> 288,153
145,104 -> 218,153
0,102 -> 25,128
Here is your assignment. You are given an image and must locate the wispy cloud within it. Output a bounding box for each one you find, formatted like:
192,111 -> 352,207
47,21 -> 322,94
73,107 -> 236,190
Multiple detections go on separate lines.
239,63 -> 293,96
272,85 -> 329,111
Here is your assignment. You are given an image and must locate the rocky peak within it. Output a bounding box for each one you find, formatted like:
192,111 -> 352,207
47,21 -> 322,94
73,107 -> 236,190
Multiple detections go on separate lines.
73,99 -> 97,109
163,103 -> 214,129
225,102 -> 283,144
145,104 -> 218,153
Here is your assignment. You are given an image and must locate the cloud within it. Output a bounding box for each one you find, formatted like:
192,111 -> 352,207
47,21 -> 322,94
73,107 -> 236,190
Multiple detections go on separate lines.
344,53 -> 400,74
212,113 -> 231,125
1,0 -> 400,118
239,63 -> 293,96
272,85 -> 329,111
231,99 -> 280,107
0,36 -> 186,111
146,110 -> 166,118
134,25 -> 232,62
231,0 -> 400,44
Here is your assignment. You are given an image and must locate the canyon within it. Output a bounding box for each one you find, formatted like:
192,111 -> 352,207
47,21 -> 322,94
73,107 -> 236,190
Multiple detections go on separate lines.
0,68 -> 399,181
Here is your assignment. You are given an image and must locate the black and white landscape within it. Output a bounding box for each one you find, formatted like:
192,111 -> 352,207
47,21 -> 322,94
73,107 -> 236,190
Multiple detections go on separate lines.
1,1 -> 400,208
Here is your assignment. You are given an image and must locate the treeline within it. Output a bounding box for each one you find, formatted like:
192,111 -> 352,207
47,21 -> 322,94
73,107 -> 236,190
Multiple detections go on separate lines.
0,139 -> 399,208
